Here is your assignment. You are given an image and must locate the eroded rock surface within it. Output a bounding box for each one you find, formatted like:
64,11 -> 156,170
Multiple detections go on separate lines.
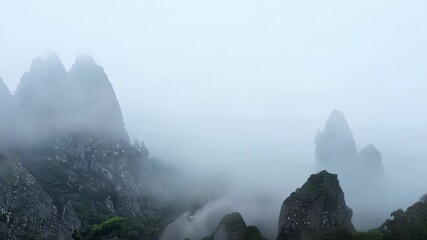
277,171 -> 355,240
0,149 -> 80,240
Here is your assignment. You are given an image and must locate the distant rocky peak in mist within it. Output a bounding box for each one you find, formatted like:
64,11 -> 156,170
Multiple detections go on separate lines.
9,54 -> 129,143
315,109 -> 358,170
315,109 -> 386,229
315,109 -> 384,173
322,109 -> 354,138
29,54 -> 66,77
359,144 -> 384,175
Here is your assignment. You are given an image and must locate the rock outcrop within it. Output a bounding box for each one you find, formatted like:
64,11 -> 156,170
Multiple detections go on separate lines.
277,171 -> 355,240
203,212 -> 266,240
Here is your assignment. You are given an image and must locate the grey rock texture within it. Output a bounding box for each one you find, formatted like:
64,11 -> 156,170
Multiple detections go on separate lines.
277,171 -> 355,240
203,212 -> 266,240
0,149 -> 80,240
18,131 -> 163,222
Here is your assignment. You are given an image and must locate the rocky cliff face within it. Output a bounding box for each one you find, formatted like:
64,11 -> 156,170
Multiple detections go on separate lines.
0,55 -> 165,239
0,149 -> 80,240
277,170 -> 355,240
203,212 -> 266,240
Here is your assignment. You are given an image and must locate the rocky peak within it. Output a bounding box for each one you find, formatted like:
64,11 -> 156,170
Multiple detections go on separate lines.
16,54 -> 66,104
321,110 -> 354,139
29,54 -> 66,78
203,212 -> 266,240
11,55 -> 129,143
67,55 -> 128,141
359,144 -> 382,170
315,110 -> 358,171
277,170 -> 355,240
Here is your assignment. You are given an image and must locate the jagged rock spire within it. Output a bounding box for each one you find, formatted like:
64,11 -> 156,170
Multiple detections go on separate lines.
315,110 -> 358,171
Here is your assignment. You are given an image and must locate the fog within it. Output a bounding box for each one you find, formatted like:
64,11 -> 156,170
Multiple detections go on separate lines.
1,0 -> 427,239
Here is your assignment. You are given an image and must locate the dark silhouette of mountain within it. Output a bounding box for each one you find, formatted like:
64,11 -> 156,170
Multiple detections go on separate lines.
277,170 -> 355,240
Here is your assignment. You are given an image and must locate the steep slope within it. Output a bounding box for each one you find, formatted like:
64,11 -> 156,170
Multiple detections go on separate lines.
277,171 -> 355,240
0,149 -> 80,239
66,55 -> 129,141
0,78 -> 13,143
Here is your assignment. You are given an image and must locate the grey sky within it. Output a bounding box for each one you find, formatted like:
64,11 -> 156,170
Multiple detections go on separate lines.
1,0 -> 426,233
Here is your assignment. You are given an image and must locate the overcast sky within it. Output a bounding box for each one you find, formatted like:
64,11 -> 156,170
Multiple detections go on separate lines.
1,0 -> 426,213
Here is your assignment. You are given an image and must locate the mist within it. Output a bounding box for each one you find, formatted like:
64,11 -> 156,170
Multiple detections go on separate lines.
1,0 -> 427,239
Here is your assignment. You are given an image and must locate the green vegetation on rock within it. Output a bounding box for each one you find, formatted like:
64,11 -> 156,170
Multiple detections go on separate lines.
74,214 -> 163,240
